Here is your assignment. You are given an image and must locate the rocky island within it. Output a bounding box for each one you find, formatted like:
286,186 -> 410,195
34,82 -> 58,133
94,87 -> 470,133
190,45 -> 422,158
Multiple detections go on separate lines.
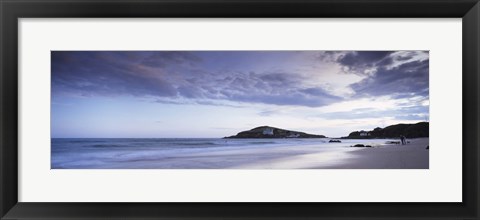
344,122 -> 429,139
225,126 -> 326,139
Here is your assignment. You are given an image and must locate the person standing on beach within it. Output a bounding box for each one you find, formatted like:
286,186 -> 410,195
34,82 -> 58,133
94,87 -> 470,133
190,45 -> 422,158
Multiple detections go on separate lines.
400,135 -> 406,145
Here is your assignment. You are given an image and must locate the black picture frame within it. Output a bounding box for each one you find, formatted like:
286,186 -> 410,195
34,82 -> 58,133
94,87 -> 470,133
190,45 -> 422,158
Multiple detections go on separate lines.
1,0 -> 479,219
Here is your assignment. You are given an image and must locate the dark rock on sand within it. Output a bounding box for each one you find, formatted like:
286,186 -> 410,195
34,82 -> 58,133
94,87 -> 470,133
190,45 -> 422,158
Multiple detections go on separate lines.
351,144 -> 373,148
329,139 -> 341,143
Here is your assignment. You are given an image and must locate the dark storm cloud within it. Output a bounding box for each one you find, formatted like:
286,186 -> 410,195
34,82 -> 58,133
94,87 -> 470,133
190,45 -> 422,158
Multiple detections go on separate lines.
325,51 -> 429,99
141,51 -> 202,68
350,59 -> 429,98
211,72 -> 342,107
300,87 -> 335,97
396,55 -> 414,61
51,51 -> 343,107
51,51 -> 179,98
177,85 -> 204,99
338,51 -> 393,68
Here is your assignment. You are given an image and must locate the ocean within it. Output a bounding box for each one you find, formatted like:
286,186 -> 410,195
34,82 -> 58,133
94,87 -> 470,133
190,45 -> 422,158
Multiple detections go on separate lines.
51,138 -> 399,169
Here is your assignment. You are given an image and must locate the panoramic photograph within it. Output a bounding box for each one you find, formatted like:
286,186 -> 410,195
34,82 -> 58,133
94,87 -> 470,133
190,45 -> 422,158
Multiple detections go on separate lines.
51,50 -> 429,169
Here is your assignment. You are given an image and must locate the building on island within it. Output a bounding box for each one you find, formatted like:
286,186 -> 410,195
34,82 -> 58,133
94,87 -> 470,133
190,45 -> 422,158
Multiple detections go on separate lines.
263,127 -> 274,135
359,131 -> 370,137
286,133 -> 300,138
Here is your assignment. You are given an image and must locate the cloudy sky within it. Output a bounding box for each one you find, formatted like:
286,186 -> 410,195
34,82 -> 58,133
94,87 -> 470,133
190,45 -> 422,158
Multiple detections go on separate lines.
51,51 -> 429,138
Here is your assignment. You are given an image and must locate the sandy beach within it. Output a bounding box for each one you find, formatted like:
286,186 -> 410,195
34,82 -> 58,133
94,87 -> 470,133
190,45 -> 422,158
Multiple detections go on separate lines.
226,138 -> 429,169
324,138 -> 429,169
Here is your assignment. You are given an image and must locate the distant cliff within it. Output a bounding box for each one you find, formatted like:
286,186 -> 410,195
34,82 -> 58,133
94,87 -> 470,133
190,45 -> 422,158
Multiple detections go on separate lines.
225,126 -> 326,139
345,122 -> 429,139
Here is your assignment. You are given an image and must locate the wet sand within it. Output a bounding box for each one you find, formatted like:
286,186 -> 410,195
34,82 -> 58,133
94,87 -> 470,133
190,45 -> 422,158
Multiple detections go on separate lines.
228,138 -> 429,169
324,138 -> 429,169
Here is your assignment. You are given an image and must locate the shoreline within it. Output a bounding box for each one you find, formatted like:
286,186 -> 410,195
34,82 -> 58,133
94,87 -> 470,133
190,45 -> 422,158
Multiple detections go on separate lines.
52,138 -> 429,169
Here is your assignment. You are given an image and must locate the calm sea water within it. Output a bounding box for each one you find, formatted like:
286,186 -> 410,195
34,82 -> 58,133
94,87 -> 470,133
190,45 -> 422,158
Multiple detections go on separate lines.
51,138 -> 397,169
